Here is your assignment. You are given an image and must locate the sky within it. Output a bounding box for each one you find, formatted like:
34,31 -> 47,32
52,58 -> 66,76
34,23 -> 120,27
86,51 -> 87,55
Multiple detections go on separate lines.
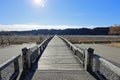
0,0 -> 120,31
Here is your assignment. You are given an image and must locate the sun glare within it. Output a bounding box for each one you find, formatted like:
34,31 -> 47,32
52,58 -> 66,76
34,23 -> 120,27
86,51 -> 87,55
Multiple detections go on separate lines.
34,0 -> 45,7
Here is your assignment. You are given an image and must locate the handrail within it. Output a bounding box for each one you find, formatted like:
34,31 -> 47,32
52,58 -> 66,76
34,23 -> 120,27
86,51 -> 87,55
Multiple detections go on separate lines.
22,36 -> 53,70
60,36 -> 85,65
0,54 -> 20,71
0,54 -> 21,80
93,54 -> 120,77
60,36 -> 120,80
0,36 -> 53,80
84,47 -> 120,80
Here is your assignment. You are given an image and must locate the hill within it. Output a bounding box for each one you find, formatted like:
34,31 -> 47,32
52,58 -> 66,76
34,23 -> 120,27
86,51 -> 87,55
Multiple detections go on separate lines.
0,27 -> 110,35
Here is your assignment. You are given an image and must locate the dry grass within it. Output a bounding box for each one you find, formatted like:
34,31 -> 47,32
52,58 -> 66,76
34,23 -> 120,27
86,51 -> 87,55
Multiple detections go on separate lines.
62,35 -> 120,44
107,43 -> 120,48
0,35 -> 47,45
10,36 -> 44,44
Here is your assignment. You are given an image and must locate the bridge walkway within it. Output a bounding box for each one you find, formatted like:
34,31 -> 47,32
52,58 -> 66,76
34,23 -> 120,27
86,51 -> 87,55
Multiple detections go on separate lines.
25,35 -> 96,80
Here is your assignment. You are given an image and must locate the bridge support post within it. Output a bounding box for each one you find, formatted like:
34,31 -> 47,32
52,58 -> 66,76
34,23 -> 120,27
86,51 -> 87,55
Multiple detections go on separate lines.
85,48 -> 94,72
27,49 -> 32,69
38,47 -> 40,55
14,58 -> 19,73
40,46 -> 43,54
74,49 -> 76,55
22,47 -> 31,70
13,58 -> 20,79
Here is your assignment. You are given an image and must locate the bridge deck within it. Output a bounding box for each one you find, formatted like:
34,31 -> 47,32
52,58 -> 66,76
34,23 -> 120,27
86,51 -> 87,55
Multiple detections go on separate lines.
29,36 -> 96,80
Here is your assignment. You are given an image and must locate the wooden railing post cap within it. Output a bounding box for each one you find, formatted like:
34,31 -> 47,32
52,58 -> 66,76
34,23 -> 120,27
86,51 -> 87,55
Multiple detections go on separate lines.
88,48 -> 94,53
22,47 -> 28,51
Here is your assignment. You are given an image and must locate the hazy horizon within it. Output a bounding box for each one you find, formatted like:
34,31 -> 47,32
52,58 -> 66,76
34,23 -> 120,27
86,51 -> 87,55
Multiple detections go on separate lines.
0,24 -> 109,31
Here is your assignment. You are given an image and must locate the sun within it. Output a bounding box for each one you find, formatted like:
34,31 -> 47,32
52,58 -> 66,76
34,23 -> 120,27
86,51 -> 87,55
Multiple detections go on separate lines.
33,0 -> 45,7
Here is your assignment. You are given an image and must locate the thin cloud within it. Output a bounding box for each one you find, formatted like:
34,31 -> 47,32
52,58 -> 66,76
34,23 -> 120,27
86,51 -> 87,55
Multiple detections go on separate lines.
0,24 -> 101,31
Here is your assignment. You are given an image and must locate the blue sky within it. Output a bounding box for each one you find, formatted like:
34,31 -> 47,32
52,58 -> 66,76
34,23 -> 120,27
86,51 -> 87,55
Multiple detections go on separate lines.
0,0 -> 120,31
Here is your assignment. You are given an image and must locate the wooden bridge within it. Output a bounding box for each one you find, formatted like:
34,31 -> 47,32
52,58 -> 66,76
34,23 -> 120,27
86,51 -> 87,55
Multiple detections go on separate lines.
0,35 -> 120,80
27,35 -> 95,80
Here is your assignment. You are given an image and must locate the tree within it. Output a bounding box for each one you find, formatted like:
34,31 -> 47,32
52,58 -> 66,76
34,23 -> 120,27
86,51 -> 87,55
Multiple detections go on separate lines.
36,35 -> 43,44
39,35 -> 43,41
0,36 -> 4,47
6,36 -> 12,45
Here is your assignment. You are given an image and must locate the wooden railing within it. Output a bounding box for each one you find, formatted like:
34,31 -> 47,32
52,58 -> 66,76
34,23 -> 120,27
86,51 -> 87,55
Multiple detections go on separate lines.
22,36 -> 53,70
0,54 -> 21,80
60,36 -> 120,80
0,36 -> 53,80
91,54 -> 120,80
60,36 -> 85,67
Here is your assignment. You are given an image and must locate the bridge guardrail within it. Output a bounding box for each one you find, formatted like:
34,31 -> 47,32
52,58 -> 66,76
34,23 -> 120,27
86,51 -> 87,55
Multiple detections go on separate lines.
60,36 -> 85,67
0,36 -> 53,80
22,36 -> 53,70
0,54 -> 21,80
88,52 -> 120,80
60,36 -> 120,80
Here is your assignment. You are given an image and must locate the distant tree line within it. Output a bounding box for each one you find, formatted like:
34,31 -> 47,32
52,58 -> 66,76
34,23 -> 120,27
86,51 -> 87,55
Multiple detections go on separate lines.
0,27 -> 110,35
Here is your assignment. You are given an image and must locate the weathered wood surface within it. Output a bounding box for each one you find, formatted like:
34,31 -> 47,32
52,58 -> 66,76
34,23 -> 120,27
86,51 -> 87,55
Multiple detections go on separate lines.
0,43 -> 36,80
22,37 -> 52,70
0,43 -> 36,65
75,44 -> 120,80
75,44 -> 120,65
30,35 -> 96,80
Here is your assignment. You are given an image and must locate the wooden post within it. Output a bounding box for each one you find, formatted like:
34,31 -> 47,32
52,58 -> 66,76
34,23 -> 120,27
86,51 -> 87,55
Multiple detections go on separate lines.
14,58 -> 19,72
0,72 -> 2,80
22,47 -> 31,70
40,46 -> 43,53
70,46 -> 72,50
27,49 -> 32,69
82,50 -> 85,67
88,48 -> 94,72
36,47 -> 39,58
22,47 -> 28,70
38,47 -> 40,55
43,45 -> 45,49
74,49 -> 77,55
85,48 -> 94,72
68,44 -> 70,47
39,46 -> 42,54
